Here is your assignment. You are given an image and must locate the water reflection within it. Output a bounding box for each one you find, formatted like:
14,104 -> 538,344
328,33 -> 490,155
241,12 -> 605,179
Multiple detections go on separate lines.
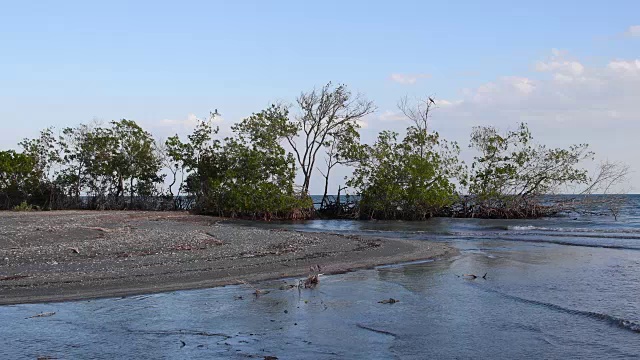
3,204 -> 640,358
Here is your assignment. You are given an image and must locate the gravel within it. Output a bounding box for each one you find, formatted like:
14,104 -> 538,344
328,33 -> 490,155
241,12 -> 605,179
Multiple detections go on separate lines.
0,211 -> 455,305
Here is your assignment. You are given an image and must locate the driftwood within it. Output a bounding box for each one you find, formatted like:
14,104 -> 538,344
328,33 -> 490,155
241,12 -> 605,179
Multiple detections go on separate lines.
235,278 -> 270,297
462,273 -> 487,280
300,265 -> 322,289
378,298 -> 400,304
27,311 -> 56,319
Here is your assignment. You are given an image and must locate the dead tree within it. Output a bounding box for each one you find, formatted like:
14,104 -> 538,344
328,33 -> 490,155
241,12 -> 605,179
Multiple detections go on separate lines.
397,94 -> 437,133
286,82 -> 375,195
567,161 -> 632,220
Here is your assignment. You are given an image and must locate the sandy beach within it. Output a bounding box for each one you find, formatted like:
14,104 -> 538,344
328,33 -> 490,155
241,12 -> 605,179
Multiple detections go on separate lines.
0,211 -> 455,305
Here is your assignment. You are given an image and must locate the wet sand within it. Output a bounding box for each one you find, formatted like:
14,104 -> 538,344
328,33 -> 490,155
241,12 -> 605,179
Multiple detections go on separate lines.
0,211 -> 455,305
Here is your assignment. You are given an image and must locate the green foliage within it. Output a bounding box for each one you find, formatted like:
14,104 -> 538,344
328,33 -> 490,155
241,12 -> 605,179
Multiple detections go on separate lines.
348,126 -> 463,219
464,123 -> 592,217
111,119 -> 164,199
0,87 -> 602,220
12,201 -> 34,212
171,106 -> 312,219
0,150 -> 39,208
165,112 -> 221,201
56,120 -> 164,208
19,128 -> 60,181
468,123 -> 591,199
1,120 -> 165,210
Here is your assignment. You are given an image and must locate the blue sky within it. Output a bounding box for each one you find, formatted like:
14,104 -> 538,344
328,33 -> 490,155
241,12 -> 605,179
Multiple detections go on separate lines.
1,1 -> 639,193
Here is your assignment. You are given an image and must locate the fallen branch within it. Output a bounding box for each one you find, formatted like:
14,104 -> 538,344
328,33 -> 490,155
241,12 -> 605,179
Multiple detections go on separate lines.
27,311 -> 56,319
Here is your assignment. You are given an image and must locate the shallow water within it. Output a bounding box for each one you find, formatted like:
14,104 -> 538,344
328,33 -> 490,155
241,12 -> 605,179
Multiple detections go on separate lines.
2,195 -> 640,359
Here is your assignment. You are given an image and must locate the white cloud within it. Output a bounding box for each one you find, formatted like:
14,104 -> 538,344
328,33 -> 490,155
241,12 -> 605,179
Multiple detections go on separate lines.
158,113 -> 200,128
389,73 -> 431,85
445,53 -> 640,126
625,25 -> 640,37
434,99 -> 462,107
148,112 -> 228,140
355,119 -> 369,129
424,50 -> 640,190
607,59 -> 640,76
536,60 -> 585,76
459,76 -> 537,105
378,110 -> 406,122
535,49 -> 586,81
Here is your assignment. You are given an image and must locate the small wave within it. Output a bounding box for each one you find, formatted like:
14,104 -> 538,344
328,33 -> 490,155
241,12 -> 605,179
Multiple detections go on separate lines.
471,284 -> 640,333
491,236 -> 640,251
444,231 -> 640,243
512,232 -> 640,241
508,225 -> 640,234
509,225 -> 538,231
356,323 -> 397,337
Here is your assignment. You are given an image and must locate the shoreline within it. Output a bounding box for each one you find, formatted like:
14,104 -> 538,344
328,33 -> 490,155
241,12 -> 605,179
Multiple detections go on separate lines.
0,211 -> 456,305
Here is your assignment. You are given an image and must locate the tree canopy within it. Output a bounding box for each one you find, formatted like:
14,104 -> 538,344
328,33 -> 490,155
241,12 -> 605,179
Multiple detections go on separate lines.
0,84 -> 622,219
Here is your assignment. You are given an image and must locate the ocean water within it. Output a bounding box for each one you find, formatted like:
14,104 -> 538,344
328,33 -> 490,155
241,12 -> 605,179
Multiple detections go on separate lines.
1,195 -> 639,359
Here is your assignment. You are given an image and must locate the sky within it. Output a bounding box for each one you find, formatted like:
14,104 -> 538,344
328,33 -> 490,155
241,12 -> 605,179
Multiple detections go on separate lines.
1,0 -> 639,194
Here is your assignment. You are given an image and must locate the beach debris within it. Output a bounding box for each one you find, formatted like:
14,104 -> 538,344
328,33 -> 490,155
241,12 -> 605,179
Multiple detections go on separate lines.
254,289 -> 270,297
27,311 -> 56,319
204,232 -> 224,245
462,273 -> 487,280
68,247 -> 80,254
303,274 -> 319,288
172,244 -> 194,251
0,275 -> 29,281
236,278 -> 270,297
264,356 -> 279,360
116,250 -> 154,258
378,298 -> 399,304
82,226 -> 111,233
36,356 -> 58,360
279,284 -> 296,291
300,265 -> 321,289
180,340 -> 186,348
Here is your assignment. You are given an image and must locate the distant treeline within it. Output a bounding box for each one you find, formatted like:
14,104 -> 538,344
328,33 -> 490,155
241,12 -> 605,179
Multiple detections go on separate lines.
0,83 -> 628,219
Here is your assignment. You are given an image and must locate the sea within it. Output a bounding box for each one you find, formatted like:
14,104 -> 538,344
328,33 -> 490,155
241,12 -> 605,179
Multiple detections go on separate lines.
1,195 -> 639,359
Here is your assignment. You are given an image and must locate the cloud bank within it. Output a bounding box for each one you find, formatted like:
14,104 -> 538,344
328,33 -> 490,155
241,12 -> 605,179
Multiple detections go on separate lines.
389,73 -> 431,85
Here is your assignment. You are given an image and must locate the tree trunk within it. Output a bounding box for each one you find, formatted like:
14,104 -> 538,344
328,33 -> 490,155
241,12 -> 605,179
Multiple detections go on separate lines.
117,175 -> 124,201
321,170 -> 331,209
